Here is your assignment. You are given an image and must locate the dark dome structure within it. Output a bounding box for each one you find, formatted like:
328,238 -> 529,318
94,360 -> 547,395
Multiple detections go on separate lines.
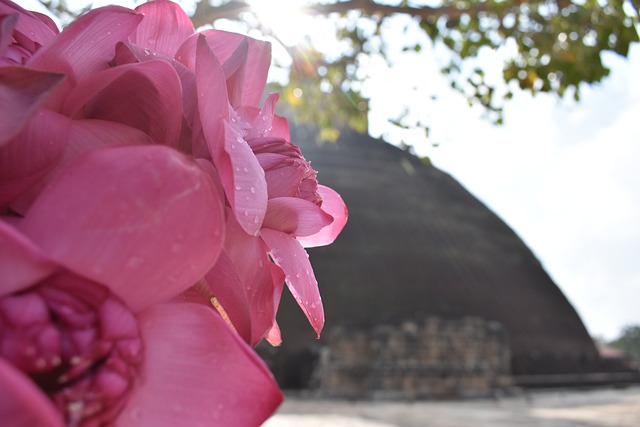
262,125 -> 633,390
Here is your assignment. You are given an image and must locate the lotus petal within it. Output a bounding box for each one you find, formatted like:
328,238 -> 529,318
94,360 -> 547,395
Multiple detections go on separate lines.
0,358 -> 64,427
0,220 -> 56,297
19,145 -> 225,312
224,216 -> 285,344
204,250 -> 252,343
264,197 -> 333,237
0,109 -> 69,207
29,6 -> 143,109
0,66 -> 65,145
131,0 -> 194,58
117,302 -> 283,427
0,0 -> 57,52
297,185 -> 348,248
260,228 -> 324,337
201,29 -> 271,107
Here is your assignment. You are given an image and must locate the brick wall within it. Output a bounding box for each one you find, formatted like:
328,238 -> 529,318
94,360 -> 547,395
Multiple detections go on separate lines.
312,317 -> 512,399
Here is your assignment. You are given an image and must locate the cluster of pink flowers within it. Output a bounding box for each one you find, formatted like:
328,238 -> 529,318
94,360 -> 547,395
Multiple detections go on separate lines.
0,0 -> 347,425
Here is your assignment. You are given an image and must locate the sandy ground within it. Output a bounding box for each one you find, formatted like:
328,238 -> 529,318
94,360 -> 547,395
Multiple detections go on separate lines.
263,386 -> 640,427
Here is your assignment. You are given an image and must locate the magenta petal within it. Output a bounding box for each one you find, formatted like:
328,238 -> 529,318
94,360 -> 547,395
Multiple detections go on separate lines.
0,66 -> 65,145
194,34 -> 228,153
131,0 -> 194,58
20,145 -> 225,312
224,216 -> 285,344
0,14 -> 18,58
264,197 -> 333,237
260,228 -> 324,337
0,358 -> 64,427
202,30 -> 271,107
29,6 -> 143,107
204,250 -> 253,343
0,0 -> 57,51
297,185 -> 349,248
8,118 -> 152,215
223,37 -> 248,108
117,302 -> 283,427
63,60 -> 183,147
0,220 -> 56,297
0,109 -> 69,207
245,93 -> 278,140
221,122 -> 268,236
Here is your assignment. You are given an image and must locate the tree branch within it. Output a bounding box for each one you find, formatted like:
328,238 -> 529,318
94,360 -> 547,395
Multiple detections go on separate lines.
191,0 -> 489,28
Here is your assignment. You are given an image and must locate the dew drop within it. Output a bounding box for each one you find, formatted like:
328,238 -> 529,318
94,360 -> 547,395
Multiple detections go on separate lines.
234,185 -> 241,190
230,144 -> 236,150
250,186 -> 256,194
253,215 -> 260,224
243,210 -> 249,217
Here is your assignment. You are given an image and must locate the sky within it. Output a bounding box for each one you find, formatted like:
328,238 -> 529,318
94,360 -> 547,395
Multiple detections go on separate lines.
18,0 -> 639,341
367,37 -> 640,342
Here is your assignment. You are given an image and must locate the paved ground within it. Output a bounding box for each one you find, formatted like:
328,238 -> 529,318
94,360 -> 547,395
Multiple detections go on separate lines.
263,386 -> 640,427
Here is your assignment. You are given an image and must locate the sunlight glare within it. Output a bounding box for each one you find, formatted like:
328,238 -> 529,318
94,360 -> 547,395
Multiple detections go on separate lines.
246,0 -> 316,46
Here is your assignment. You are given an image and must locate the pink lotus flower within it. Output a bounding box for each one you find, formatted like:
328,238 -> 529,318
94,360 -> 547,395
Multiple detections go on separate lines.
1,144 -> 282,426
1,0 -> 346,346
1,0 -> 347,424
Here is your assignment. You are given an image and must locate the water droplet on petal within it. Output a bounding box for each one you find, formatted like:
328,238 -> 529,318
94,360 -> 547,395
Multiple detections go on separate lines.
250,186 -> 256,194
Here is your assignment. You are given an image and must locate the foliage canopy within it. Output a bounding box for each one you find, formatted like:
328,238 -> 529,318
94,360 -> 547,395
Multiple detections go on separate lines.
43,0 -> 640,143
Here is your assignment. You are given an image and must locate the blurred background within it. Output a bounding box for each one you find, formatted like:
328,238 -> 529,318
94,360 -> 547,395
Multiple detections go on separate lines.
24,0 -> 640,420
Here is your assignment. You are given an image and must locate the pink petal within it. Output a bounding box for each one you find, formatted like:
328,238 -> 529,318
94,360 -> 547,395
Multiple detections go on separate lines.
297,185 -> 348,248
202,30 -> 271,107
8,118 -> 153,215
224,215 -> 285,344
117,302 -> 283,427
260,228 -> 324,337
20,145 -> 225,312
245,93 -> 278,140
271,113 -> 291,140
131,0 -> 194,58
204,250 -> 252,343
264,197 -> 333,237
29,6 -> 143,108
221,121 -> 268,236
0,358 -> 64,427
0,109 -> 69,207
0,220 -> 56,297
0,14 -> 17,57
0,0 -> 58,51
194,35 -> 268,235
223,37 -> 248,108
266,321 -> 282,346
62,60 -> 183,147
257,153 -> 308,199
194,34 -> 228,155
0,66 -> 65,145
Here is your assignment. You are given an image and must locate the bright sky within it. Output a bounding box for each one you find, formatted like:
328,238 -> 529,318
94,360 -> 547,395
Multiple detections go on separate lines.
19,0 -> 639,341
